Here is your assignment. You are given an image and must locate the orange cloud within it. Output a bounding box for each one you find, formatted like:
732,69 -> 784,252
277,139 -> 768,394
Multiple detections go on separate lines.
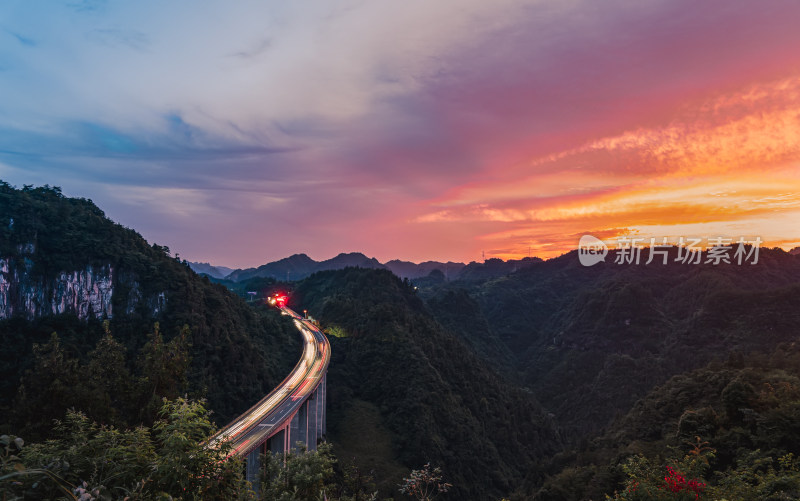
415,75 -> 800,259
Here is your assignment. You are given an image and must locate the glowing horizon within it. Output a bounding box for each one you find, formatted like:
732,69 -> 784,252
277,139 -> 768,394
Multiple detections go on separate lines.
1,1 -> 799,267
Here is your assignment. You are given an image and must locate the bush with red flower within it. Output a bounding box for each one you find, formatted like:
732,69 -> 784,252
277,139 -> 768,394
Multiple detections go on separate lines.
607,447 -> 712,501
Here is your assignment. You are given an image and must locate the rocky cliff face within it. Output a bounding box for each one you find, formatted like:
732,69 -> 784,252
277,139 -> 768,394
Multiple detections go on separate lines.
0,243 -> 157,320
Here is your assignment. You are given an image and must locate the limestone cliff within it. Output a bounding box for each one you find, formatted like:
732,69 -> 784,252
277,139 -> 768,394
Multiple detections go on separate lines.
0,243 -> 160,320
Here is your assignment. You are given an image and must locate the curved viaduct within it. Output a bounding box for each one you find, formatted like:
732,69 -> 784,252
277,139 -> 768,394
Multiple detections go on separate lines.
211,305 -> 330,489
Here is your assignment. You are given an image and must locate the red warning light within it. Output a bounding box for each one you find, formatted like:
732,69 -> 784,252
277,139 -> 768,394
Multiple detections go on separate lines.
267,293 -> 288,307
268,293 -> 288,307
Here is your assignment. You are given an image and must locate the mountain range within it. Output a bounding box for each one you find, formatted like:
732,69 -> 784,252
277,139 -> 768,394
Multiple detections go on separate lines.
190,253 -> 544,282
8,181 -> 800,499
187,261 -> 235,279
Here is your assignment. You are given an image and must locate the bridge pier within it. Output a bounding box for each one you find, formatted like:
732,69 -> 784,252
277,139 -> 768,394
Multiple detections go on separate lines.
245,442 -> 266,493
266,427 -> 286,455
242,379 -> 328,492
319,374 -> 326,438
307,392 -> 318,450
308,373 -> 327,448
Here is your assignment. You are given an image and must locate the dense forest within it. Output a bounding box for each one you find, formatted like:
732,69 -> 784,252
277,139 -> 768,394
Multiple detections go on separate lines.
4,181 -> 800,500
417,246 -> 800,499
0,182 -> 301,439
282,252 -> 800,499
292,268 -> 561,499
525,346 -> 800,499
425,247 -> 800,438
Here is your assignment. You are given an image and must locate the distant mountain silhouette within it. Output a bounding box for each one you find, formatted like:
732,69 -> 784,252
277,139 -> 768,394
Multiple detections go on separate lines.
384,259 -> 466,279
188,261 -> 234,279
316,252 -> 385,273
224,253 -> 318,282
455,256 -> 543,281
194,253 -> 551,282
210,253 -> 474,282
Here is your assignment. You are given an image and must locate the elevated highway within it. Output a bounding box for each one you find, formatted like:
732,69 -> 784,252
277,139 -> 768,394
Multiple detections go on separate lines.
210,305 -> 330,488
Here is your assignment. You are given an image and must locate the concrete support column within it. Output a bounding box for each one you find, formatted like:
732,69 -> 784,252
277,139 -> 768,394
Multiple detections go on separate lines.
307,391 -> 318,451
246,442 -> 265,494
267,428 -> 285,455
288,405 -> 306,452
289,412 -> 299,453
320,374 -> 327,438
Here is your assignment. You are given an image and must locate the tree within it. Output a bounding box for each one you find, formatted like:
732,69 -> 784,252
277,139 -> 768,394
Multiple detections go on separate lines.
138,323 -> 191,422
144,397 -> 251,500
13,332 -> 85,440
19,410 -> 154,499
260,442 -> 336,500
398,463 -> 452,501
331,462 -> 379,501
84,325 -> 133,426
5,398 -> 253,500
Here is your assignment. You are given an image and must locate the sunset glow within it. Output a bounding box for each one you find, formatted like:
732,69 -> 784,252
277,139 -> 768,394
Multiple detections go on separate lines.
1,1 -> 799,266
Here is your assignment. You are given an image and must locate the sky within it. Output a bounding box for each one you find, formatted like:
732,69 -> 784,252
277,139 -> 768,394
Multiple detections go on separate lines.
1,0 -> 800,267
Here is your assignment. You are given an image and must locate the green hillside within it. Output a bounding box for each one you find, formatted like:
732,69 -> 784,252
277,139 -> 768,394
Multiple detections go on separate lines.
0,182 -> 301,438
424,249 -> 800,436
293,267 -> 561,499
419,247 -> 800,498
524,346 -> 800,500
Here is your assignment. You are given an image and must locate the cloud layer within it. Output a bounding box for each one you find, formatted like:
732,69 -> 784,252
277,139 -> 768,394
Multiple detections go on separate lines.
1,0 -> 799,265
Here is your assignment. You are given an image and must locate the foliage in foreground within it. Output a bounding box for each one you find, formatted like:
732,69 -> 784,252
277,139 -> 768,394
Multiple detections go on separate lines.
1,396 -> 444,501
609,446 -> 800,501
1,398 -> 250,500
260,442 -> 381,501
258,443 -> 454,501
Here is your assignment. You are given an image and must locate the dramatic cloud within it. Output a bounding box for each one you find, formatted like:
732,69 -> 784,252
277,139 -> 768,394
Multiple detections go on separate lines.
1,0 -> 799,266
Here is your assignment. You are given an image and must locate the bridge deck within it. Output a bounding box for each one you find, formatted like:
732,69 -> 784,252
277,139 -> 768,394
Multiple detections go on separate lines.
210,306 -> 331,457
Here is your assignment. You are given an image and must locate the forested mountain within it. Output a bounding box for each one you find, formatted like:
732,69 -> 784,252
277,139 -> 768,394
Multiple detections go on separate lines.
208,250 -> 548,284
191,243 -> 800,499
454,256 -> 543,282
314,252 -> 385,273
224,253 -> 319,282
293,268 -> 561,499
417,246 -> 800,499
423,248 -> 800,435
0,182 -> 301,439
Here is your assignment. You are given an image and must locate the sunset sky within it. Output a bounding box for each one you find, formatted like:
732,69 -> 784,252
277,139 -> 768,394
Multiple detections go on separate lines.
2,1 -> 800,267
